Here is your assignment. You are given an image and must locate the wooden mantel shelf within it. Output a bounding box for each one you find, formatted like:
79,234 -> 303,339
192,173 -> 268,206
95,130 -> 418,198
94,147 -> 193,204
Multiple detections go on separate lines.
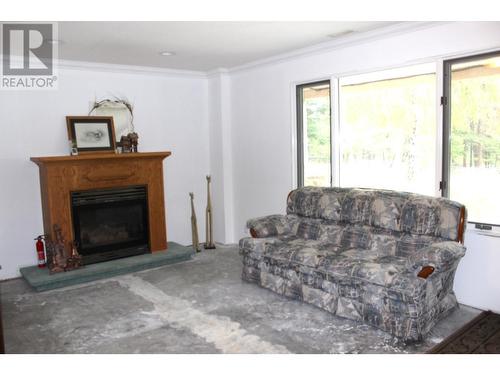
31,151 -> 172,256
30,151 -> 171,165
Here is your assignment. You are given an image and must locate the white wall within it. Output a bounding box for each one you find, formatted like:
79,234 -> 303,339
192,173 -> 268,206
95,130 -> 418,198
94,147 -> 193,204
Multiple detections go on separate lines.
208,72 -> 235,244
228,22 -> 500,312
455,230 -> 500,312
0,66 -> 209,279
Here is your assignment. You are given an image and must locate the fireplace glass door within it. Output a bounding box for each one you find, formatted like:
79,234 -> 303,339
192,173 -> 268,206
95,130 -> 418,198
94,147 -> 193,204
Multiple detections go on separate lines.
71,186 -> 149,264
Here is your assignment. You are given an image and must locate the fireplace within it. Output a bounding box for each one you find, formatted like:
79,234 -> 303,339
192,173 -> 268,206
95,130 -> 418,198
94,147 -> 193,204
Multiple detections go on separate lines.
71,186 -> 149,265
31,152 -> 170,259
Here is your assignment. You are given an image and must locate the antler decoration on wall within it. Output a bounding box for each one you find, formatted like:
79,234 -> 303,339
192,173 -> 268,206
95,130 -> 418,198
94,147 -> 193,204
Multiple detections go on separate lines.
89,97 -> 135,132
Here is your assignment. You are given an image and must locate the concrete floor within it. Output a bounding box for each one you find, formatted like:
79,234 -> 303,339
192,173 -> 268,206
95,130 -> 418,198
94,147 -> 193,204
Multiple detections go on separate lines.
1,245 -> 481,354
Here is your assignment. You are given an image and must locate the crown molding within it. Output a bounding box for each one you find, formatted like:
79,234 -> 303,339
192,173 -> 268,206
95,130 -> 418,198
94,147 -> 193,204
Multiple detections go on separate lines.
56,58 -> 207,78
1,22 -> 453,79
206,67 -> 230,78
227,21 -> 452,74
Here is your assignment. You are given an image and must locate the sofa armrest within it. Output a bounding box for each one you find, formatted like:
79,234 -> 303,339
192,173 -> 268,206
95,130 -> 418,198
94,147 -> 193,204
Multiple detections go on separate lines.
247,214 -> 298,238
239,236 -> 279,257
406,241 -> 466,276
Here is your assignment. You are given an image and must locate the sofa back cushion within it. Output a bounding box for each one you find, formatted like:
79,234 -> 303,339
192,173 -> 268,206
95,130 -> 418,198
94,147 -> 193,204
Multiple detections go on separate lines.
371,191 -> 407,231
287,187 -> 465,241
296,217 -> 323,240
287,187 -> 346,221
341,190 -> 373,225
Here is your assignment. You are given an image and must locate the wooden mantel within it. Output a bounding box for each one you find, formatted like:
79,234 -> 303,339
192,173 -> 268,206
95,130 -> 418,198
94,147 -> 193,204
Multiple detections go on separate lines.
31,151 -> 171,254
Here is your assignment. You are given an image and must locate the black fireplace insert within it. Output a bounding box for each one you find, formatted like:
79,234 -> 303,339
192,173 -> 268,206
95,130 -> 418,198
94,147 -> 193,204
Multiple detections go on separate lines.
71,186 -> 149,265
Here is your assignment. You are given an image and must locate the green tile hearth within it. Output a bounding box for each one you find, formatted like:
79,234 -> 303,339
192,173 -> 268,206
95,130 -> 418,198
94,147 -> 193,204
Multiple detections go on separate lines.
20,242 -> 195,292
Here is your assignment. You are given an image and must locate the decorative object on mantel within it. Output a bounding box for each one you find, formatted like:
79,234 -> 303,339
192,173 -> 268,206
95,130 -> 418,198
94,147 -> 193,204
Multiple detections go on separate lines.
119,132 -> 139,153
45,225 -> 82,274
69,138 -> 78,156
189,192 -> 200,252
66,116 -> 116,154
120,135 -> 132,153
127,132 -> 139,152
204,175 -> 216,249
89,98 -> 134,144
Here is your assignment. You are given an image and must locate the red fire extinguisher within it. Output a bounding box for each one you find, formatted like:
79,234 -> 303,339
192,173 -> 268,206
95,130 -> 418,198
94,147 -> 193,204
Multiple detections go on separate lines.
34,235 -> 46,268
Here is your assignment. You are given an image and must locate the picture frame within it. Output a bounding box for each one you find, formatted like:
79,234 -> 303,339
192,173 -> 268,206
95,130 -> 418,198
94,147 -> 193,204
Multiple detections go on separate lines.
66,116 -> 116,153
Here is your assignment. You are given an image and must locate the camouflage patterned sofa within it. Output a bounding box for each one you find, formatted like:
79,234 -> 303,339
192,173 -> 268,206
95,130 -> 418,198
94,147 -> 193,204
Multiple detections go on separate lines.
239,187 -> 467,342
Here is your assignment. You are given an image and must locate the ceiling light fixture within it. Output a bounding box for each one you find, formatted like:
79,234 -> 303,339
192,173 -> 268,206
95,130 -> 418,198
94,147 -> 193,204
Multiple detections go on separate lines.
159,51 -> 175,56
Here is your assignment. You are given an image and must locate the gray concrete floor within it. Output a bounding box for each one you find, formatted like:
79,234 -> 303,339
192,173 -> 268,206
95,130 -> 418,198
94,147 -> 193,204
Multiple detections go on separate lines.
1,245 -> 481,354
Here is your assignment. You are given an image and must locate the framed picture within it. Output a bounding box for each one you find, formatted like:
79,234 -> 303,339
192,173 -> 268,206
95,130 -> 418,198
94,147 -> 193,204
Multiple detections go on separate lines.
66,116 -> 116,153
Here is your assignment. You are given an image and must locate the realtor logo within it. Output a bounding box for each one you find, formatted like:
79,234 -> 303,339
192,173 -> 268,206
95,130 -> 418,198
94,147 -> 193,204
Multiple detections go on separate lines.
1,22 -> 58,89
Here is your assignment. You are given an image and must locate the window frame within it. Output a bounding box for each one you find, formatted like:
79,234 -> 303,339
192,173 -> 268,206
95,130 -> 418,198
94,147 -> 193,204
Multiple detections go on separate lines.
296,80 -> 332,188
296,64 -> 438,193
442,50 -> 500,227
295,52 -> 499,228
337,64 -> 438,194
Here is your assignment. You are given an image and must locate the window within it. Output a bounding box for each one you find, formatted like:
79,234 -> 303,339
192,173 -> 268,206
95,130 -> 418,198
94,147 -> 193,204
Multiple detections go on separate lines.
339,64 -> 437,195
296,55 -> 500,226
296,81 -> 331,187
296,64 -> 437,195
443,52 -> 500,225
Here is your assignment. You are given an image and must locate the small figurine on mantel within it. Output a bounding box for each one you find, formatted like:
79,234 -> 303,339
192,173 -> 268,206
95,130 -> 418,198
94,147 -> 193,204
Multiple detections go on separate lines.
45,224 -> 82,274
119,133 -> 139,153
120,135 -> 132,153
127,132 -> 139,152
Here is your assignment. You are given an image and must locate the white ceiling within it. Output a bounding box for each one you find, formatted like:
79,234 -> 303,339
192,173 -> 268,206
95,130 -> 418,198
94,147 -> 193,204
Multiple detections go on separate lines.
57,22 -> 397,72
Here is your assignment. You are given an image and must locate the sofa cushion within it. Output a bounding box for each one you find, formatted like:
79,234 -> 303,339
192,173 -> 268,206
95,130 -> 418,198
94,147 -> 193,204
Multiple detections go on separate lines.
370,230 -> 399,257
350,261 -> 402,287
396,233 -> 442,257
247,214 -> 300,238
287,187 -> 324,218
263,238 -> 339,267
285,187 -> 466,242
239,236 -> 283,259
318,224 -> 344,246
256,237 -> 434,302
371,191 -> 406,231
340,225 -> 373,250
296,217 -> 323,240
400,197 -> 441,236
316,254 -> 359,279
316,254 -> 426,299
340,248 -> 379,261
341,189 -> 373,225
317,192 -> 345,221
287,186 -> 346,221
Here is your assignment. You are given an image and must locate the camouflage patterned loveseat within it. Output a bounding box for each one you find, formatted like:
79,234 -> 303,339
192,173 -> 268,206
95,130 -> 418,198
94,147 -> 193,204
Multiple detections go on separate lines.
239,187 -> 467,342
